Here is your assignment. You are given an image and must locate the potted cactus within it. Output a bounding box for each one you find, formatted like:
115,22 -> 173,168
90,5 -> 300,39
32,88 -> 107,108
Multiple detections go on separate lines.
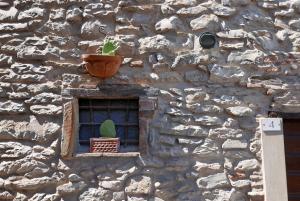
82,38 -> 122,79
90,119 -> 120,153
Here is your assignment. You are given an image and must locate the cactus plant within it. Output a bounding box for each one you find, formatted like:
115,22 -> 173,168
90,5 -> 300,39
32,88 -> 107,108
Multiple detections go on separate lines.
97,39 -> 120,56
100,119 -> 117,138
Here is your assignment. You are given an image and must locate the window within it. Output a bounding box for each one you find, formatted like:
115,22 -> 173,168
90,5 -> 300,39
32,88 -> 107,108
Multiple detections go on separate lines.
78,98 -> 139,153
61,86 -> 157,158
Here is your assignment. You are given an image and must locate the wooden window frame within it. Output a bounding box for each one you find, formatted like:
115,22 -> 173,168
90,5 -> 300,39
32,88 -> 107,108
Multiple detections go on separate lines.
61,86 -> 157,159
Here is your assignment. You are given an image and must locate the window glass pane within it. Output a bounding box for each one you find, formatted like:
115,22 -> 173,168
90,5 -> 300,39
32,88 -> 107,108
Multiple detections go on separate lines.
93,126 -> 100,138
128,127 -> 139,140
128,100 -> 139,108
128,111 -> 138,124
79,125 -> 93,142
94,110 -> 108,124
110,110 -> 126,124
79,110 -> 91,123
110,100 -> 126,108
93,99 -> 109,107
79,99 -> 90,106
116,126 -> 125,140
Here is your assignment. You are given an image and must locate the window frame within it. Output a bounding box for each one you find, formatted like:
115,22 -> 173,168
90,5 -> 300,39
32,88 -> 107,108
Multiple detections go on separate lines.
77,97 -> 140,151
61,86 -> 157,159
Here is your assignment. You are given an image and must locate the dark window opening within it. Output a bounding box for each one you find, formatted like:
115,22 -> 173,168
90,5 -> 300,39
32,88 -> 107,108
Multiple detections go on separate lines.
78,98 -> 139,153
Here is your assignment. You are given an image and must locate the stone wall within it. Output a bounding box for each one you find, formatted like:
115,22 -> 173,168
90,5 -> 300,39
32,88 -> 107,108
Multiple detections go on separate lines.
0,0 -> 299,200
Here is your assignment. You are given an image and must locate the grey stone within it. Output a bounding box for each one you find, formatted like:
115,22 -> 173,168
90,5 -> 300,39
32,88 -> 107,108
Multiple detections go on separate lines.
25,93 -> 62,105
81,20 -> 114,40
127,196 -> 147,201
213,4 -> 237,17
28,193 -> 59,201
184,70 -> 209,83
138,35 -> 175,54
8,92 -> 30,100
210,65 -> 246,83
222,139 -> 248,150
57,181 -> 87,195
13,192 -> 27,201
159,135 -> 176,145
38,21 -> 72,36
197,173 -> 230,189
217,29 -> 247,39
0,54 -> 13,66
49,8 -> 65,20
193,162 -> 223,176
8,176 -> 60,191
0,23 -> 28,32
155,16 -> 184,33
193,139 -> 221,159
220,40 -> 244,49
235,159 -> 259,172
185,92 -> 208,104
0,190 -> 14,200
99,180 -> 123,191
209,128 -> 244,140
11,63 -> 52,74
166,0 -> 197,7
194,116 -> 223,126
0,101 -> 25,114
177,5 -> 207,16
0,116 -> 60,143
213,95 -> 242,107
17,46 -> 47,61
68,174 -> 82,183
125,176 -> 152,195
161,4 -> 176,15
160,124 -> 208,137
222,0 -> 251,6
292,0 -> 300,13
231,180 -> 251,189
228,50 -> 265,65
226,106 -> 254,117
186,104 -> 223,114
30,105 -> 62,115
171,51 -> 210,68
79,188 -> 111,201
18,7 -> 45,20
224,151 -> 253,160
0,7 -> 18,21
190,14 -> 219,31
289,19 -> 300,30
66,6 -> 82,22
113,191 -> 125,201
177,138 -> 204,145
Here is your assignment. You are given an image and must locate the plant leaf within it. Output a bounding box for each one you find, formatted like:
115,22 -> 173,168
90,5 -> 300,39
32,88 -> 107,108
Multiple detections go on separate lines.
100,119 -> 116,138
102,39 -> 119,56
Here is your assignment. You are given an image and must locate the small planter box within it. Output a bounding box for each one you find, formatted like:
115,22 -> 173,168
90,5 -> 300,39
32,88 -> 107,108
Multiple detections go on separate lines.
90,138 -> 120,153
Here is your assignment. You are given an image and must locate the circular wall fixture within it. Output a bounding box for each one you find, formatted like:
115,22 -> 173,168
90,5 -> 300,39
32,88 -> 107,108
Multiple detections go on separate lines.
200,32 -> 216,49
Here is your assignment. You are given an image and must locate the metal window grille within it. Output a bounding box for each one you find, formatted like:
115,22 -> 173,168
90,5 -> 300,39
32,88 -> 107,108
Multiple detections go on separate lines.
78,98 -> 139,148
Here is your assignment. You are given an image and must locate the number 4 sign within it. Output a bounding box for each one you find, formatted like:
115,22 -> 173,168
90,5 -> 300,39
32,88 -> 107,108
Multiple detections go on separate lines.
261,118 -> 282,132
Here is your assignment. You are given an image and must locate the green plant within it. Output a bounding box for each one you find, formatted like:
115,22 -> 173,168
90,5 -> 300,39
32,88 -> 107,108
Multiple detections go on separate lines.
97,39 -> 120,56
100,119 -> 117,138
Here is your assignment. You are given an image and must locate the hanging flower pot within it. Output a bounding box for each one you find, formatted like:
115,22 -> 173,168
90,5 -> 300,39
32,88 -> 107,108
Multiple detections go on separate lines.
81,39 -> 122,79
82,54 -> 122,79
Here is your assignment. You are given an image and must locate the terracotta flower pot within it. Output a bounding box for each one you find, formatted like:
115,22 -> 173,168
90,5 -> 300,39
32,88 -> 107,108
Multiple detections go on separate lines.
82,54 -> 123,79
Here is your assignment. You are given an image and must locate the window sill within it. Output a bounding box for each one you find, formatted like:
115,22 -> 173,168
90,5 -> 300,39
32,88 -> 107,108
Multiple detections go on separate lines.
73,152 -> 140,158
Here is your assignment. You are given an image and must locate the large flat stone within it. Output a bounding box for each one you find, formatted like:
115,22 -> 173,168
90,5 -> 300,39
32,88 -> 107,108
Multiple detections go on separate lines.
197,173 -> 230,189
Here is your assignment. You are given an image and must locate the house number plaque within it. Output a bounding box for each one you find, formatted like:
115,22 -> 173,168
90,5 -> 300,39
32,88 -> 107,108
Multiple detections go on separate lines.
261,118 -> 282,132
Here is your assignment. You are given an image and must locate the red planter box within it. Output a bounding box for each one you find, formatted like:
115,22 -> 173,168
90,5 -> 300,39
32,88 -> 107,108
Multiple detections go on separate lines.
90,138 -> 120,153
